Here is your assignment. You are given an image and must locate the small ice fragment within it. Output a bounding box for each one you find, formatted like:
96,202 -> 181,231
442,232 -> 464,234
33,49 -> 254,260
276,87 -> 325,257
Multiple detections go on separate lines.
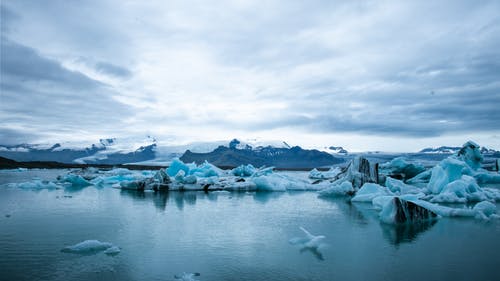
104,246 -> 121,255
61,240 -> 114,254
174,272 -> 201,281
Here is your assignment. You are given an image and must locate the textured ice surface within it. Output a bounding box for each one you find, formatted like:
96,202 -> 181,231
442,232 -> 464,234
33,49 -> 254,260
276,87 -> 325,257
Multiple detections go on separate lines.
385,177 -> 421,195
351,183 -> 393,202
473,201 -> 498,219
318,181 -> 354,197
167,158 -> 221,178
379,197 -> 437,224
309,167 -> 342,180
60,174 -> 92,187
380,157 -> 425,180
231,164 -> 256,177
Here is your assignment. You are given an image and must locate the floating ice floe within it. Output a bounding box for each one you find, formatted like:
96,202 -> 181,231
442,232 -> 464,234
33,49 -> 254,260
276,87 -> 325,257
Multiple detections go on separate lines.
61,240 -> 119,255
174,272 -> 201,281
7,179 -> 61,190
289,227 -> 326,260
59,174 -> 92,187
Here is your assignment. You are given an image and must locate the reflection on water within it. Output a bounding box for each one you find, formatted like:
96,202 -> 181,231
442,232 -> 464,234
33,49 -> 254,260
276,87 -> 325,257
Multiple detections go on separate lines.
380,220 -> 437,246
123,190 -> 440,246
299,246 -> 324,261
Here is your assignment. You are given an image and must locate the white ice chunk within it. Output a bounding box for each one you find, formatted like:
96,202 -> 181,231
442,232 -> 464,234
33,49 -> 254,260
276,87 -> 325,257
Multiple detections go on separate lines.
10,180 -> 61,190
351,183 -> 393,202
309,167 -> 342,180
385,177 -> 422,195
317,181 -> 354,197
428,158 -> 466,194
252,174 -> 317,191
60,174 -> 92,187
231,164 -> 256,177
103,245 -> 121,255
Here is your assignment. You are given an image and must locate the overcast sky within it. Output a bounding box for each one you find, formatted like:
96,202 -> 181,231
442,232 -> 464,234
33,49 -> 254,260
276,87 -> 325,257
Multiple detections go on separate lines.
1,0 -> 499,151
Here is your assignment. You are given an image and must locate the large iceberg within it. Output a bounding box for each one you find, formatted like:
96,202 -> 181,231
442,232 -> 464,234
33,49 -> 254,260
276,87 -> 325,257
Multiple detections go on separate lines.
351,183 -> 393,202
423,141 -> 500,203
379,197 -> 438,224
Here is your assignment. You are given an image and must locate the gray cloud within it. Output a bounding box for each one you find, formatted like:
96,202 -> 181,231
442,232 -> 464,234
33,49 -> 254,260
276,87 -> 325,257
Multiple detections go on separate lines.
95,61 -> 132,78
1,38 -> 102,89
1,0 -> 499,149
0,38 -> 131,142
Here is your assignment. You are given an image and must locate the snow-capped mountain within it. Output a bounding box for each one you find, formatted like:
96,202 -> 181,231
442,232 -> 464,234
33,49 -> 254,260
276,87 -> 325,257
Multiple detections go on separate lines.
181,140 -> 344,169
0,136 -> 158,165
326,146 -> 348,154
419,145 -> 499,154
0,137 -> 302,166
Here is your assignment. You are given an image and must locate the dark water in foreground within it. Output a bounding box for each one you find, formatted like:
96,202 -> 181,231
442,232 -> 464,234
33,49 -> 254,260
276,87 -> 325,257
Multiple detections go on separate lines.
0,170 -> 499,281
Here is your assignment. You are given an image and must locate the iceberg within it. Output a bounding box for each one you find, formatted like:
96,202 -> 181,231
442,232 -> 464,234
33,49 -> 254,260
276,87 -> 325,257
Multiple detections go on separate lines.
167,158 -> 221,178
473,201 -> 498,220
317,181 -> 354,197
380,157 -> 425,180
385,177 -> 422,195
331,157 -> 378,189
379,197 -> 438,224
253,173 -> 317,191
309,167 -> 342,180
59,174 -> 92,187
351,183 -> 393,202
231,164 -> 256,177
61,240 -> 116,254
423,141 -> 500,203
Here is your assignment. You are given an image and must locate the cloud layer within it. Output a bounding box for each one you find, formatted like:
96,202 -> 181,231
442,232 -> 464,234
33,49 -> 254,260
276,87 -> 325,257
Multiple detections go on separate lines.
1,0 -> 499,151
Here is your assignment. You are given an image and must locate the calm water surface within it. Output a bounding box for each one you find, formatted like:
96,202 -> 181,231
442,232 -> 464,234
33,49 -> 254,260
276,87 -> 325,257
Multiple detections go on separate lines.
1,169 -> 499,281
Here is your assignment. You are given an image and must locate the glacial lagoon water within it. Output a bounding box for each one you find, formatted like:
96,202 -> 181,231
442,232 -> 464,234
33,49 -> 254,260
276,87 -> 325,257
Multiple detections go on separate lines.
1,169 -> 499,281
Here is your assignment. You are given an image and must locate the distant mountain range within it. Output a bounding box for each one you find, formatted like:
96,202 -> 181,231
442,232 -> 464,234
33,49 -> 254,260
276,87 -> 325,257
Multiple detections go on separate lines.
0,137 -> 343,168
419,146 -> 499,154
1,137 -> 497,168
181,140 -> 343,168
0,137 -> 157,165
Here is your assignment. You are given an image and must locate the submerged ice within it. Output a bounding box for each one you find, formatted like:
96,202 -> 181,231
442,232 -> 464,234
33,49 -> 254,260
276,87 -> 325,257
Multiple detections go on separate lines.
61,240 -> 119,255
